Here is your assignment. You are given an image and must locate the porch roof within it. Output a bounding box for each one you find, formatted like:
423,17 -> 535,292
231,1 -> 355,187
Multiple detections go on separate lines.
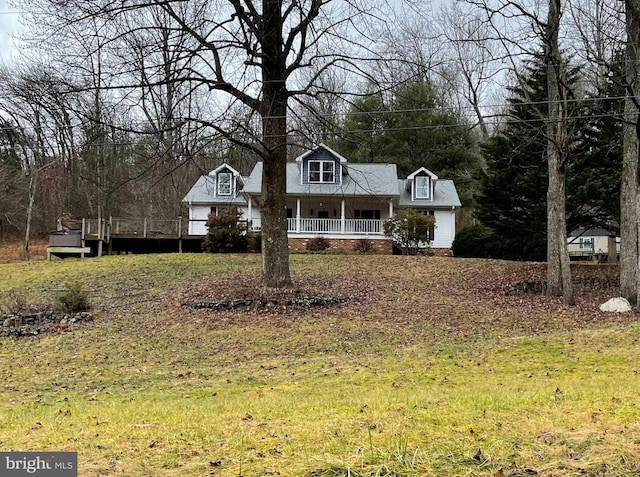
397,179 -> 462,208
243,162 -> 400,197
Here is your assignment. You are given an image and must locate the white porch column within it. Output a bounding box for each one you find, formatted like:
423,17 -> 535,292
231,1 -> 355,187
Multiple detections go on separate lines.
388,199 -> 394,218
247,199 -> 252,230
340,199 -> 346,233
296,198 -> 301,233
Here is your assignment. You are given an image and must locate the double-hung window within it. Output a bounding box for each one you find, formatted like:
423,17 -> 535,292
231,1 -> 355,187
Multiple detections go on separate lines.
217,172 -> 233,196
415,176 -> 430,199
308,160 -> 335,183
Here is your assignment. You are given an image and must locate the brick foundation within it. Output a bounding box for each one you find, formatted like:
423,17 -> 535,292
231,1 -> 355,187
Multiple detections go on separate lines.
289,237 -> 392,254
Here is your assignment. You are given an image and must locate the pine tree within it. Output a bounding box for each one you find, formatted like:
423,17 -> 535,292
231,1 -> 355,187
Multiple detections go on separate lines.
337,79 -> 483,207
571,54 -> 624,233
476,53 -> 594,261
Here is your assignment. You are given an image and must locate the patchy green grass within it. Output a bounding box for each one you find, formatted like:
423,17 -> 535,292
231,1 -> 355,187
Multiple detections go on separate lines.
0,254 -> 639,476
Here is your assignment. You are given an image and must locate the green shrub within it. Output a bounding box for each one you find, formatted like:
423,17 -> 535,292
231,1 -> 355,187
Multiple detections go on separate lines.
306,236 -> 330,252
451,225 -> 494,258
452,225 -> 546,261
202,210 -> 248,253
384,209 -> 435,255
57,281 -> 90,313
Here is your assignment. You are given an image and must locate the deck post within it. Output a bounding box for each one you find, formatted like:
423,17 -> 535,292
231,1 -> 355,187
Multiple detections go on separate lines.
340,200 -> 345,234
143,217 -> 148,238
98,208 -> 103,257
81,218 -> 86,248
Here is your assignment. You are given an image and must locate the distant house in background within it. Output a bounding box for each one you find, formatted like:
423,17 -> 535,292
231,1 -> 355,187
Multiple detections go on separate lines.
182,144 -> 462,254
567,227 -> 619,262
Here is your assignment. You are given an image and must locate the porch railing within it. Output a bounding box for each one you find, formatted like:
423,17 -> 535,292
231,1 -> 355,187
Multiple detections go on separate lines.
284,217 -> 383,235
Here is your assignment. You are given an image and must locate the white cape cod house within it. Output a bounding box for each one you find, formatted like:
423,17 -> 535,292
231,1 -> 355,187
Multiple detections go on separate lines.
182,144 -> 461,253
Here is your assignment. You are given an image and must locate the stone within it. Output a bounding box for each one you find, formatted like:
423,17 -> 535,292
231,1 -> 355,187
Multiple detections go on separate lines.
3,317 -> 14,327
599,297 -> 632,313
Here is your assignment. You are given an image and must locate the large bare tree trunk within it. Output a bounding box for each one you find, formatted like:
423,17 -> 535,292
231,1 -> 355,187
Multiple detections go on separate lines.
620,106 -> 638,302
260,0 -> 291,288
546,0 -> 574,305
621,0 -> 640,304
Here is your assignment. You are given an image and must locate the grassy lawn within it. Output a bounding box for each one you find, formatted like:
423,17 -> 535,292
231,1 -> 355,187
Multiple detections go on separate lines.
0,254 -> 639,476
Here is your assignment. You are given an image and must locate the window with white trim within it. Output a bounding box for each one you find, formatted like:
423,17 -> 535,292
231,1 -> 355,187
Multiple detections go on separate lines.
415,176 -> 430,199
308,160 -> 335,183
579,238 -> 594,249
217,172 -> 233,196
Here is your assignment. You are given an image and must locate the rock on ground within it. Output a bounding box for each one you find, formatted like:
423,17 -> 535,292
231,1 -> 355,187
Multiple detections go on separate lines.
599,297 -> 632,313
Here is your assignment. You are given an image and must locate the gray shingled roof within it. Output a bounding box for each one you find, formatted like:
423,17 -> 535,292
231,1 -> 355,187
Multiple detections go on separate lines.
184,162 -> 462,208
569,226 -> 616,237
182,175 -> 248,205
397,179 -> 462,208
243,162 -> 400,197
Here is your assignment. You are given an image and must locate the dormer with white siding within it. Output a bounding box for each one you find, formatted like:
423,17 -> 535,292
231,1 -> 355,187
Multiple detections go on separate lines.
208,164 -> 243,198
295,144 -> 347,186
406,167 -> 438,201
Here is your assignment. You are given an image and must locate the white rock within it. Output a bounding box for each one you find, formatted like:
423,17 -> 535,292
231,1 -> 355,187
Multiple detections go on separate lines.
599,297 -> 632,313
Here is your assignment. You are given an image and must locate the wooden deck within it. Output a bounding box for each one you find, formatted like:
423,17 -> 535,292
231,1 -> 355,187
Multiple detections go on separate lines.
69,217 -> 205,256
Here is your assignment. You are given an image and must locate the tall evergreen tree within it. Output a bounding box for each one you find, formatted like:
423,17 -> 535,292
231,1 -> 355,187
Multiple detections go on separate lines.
571,55 -> 624,233
476,53 -> 599,261
478,55 -> 553,260
338,79 -> 483,207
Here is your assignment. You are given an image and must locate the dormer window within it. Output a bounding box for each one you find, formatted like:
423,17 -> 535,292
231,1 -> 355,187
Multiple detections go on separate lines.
207,163 -> 243,198
415,176 -> 430,199
407,167 -> 437,201
217,172 -> 233,196
309,160 -> 335,183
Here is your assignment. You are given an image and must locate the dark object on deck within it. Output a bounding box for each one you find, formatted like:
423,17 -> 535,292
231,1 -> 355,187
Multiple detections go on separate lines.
49,229 -> 82,247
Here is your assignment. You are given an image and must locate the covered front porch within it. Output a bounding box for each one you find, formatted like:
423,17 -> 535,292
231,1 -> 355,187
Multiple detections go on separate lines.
247,196 -> 395,236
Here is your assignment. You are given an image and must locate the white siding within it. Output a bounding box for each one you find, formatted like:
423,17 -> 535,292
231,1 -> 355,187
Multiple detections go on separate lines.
432,209 -> 455,249
189,206 -> 211,235
567,235 -> 620,256
188,205 -> 249,235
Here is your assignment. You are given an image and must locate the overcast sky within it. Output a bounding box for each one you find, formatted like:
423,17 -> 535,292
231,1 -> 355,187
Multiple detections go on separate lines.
0,0 -> 19,62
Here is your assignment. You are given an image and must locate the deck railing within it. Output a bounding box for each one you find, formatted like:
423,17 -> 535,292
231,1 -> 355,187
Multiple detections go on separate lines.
81,217 -> 183,239
110,217 -> 181,236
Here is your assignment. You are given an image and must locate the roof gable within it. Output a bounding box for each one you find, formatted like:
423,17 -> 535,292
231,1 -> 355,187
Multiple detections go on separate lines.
407,167 -> 438,181
294,143 -> 348,164
208,163 -> 242,178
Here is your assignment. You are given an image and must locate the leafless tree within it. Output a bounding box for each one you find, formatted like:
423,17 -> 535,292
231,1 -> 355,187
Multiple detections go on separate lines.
439,2 -> 505,141
13,0 -> 394,287
545,0 -> 574,304
566,0 -> 625,86
465,0 -> 577,304
620,0 -> 640,303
